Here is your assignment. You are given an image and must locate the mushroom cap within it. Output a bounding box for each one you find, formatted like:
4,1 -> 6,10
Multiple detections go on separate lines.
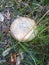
10,17 -> 37,42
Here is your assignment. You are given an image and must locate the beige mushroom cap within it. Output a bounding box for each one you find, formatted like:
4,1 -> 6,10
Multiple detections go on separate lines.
10,17 -> 38,42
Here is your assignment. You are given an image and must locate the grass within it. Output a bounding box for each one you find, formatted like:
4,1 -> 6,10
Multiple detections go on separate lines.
0,0 -> 49,65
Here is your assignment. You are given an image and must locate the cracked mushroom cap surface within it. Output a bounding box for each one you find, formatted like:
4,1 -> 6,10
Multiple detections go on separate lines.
10,17 -> 38,42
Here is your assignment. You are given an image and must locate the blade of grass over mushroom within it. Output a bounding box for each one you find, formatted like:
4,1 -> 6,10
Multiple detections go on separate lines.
37,10 -> 49,25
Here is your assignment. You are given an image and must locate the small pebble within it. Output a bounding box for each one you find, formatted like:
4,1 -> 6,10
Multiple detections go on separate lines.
0,13 -> 4,22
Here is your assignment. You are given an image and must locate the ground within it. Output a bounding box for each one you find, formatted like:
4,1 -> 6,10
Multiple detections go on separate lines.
0,0 -> 49,65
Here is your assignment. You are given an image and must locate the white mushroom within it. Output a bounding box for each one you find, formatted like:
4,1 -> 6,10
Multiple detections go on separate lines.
10,17 -> 38,42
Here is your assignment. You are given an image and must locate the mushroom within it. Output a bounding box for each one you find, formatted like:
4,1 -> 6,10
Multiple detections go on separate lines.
10,17 -> 38,42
